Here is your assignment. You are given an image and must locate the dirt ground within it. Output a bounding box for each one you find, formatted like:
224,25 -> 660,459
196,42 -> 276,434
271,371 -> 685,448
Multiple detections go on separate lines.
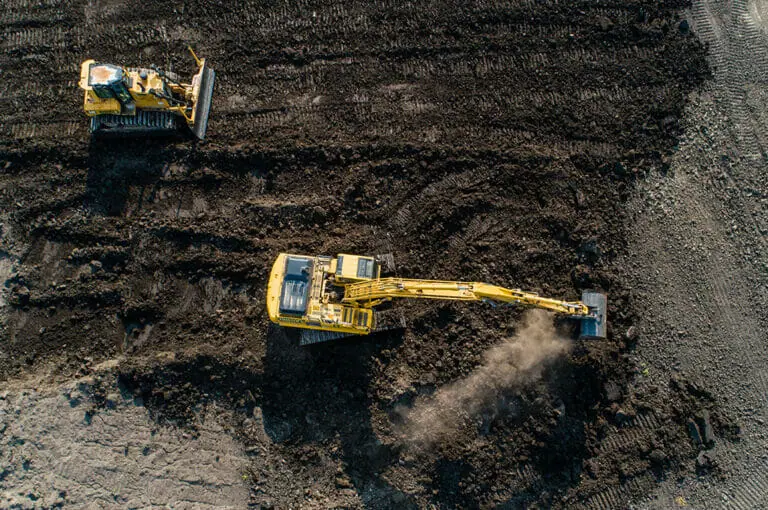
3,0 -> 763,508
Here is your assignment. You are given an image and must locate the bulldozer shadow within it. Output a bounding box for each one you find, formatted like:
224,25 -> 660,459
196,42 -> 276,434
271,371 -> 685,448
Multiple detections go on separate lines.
84,137 -> 176,216
262,324 -> 417,507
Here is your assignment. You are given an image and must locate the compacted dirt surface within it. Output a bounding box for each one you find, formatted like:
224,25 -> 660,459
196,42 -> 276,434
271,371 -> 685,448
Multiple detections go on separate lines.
4,0 -> 765,508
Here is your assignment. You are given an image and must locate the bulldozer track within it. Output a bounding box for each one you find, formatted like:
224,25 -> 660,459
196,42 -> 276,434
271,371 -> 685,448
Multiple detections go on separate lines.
392,170 -> 495,231
4,121 -> 81,139
0,80 -> 77,103
0,25 -> 69,51
1,24 -> 172,54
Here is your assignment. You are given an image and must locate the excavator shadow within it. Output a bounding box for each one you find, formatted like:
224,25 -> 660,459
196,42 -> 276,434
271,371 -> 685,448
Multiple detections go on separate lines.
84,138 -> 182,216
262,324 -> 418,507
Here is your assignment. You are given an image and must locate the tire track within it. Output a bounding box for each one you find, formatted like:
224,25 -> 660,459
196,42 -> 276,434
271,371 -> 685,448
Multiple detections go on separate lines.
675,174 -> 768,409
580,474 -> 654,510
689,1 -> 768,259
630,3 -> 768,494
726,458 -> 768,509
597,412 -> 661,455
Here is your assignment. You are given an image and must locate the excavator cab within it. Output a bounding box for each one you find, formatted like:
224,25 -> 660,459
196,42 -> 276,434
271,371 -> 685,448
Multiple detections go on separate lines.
335,254 -> 380,283
278,256 -> 314,317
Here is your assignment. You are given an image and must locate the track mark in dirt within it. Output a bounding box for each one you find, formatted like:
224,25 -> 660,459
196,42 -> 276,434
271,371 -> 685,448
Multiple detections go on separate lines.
725,458 -> 768,509
579,474 -> 655,510
597,412 -> 661,454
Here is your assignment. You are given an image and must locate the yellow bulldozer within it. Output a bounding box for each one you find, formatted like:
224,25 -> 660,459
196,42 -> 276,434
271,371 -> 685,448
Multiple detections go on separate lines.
78,47 -> 214,139
267,253 -> 607,345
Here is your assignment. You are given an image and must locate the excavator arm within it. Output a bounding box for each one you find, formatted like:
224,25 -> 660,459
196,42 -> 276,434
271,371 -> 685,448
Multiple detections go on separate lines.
266,253 -> 607,342
342,278 -> 591,316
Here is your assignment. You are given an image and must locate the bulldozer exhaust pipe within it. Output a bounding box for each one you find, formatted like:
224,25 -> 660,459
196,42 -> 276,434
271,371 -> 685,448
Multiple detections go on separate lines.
579,291 -> 607,339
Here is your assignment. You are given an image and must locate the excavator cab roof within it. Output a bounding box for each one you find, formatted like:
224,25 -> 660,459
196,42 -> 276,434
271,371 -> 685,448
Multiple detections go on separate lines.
278,256 -> 313,316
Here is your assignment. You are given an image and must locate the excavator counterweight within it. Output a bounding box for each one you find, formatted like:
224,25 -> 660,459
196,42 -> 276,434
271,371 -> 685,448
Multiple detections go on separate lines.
78,47 -> 215,140
266,253 -> 607,344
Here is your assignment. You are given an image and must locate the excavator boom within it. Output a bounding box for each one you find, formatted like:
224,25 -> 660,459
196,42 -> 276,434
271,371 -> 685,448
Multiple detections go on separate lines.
266,253 -> 607,343
342,278 -> 591,316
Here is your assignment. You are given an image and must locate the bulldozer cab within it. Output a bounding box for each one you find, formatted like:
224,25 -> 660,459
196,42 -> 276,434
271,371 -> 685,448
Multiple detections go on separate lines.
86,63 -> 135,112
79,50 -> 214,140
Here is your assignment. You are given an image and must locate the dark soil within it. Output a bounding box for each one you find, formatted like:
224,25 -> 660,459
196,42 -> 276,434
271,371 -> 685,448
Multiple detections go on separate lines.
0,0 -> 724,507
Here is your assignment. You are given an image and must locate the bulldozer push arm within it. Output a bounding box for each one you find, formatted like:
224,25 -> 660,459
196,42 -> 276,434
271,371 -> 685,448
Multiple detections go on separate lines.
266,253 -> 607,343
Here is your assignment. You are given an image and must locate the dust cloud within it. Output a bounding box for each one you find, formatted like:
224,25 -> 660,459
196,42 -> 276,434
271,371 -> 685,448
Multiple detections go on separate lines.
398,309 -> 570,448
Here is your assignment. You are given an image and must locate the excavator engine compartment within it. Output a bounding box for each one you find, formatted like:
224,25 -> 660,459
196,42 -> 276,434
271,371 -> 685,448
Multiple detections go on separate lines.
267,252 -> 607,343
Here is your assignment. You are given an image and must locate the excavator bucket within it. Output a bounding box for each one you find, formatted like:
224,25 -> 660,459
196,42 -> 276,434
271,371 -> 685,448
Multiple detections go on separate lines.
190,61 -> 215,140
579,291 -> 607,339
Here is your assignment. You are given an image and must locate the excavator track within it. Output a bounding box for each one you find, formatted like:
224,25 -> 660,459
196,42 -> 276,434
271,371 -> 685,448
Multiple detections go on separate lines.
299,329 -> 351,346
299,309 -> 407,345
89,110 -> 178,137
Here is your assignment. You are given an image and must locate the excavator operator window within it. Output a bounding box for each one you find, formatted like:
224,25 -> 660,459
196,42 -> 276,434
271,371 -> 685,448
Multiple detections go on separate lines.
357,258 -> 375,279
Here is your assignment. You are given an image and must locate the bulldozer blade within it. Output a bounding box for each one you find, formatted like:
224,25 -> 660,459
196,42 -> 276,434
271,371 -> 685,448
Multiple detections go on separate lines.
579,291 -> 607,339
191,65 -> 215,140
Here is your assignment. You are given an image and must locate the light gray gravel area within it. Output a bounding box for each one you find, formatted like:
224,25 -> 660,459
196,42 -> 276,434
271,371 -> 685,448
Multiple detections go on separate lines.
624,0 -> 768,507
0,379 -> 249,509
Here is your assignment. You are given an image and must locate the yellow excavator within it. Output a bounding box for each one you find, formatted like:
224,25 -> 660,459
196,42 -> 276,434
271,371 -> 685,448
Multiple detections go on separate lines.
78,47 -> 214,139
267,253 -> 607,345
